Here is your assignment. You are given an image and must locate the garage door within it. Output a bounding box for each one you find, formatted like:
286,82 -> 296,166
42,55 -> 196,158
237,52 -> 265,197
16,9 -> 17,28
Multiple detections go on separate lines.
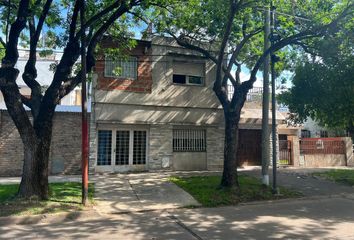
237,129 -> 262,166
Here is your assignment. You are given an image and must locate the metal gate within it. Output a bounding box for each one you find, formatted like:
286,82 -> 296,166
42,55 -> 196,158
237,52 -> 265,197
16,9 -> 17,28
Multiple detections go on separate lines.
278,140 -> 292,165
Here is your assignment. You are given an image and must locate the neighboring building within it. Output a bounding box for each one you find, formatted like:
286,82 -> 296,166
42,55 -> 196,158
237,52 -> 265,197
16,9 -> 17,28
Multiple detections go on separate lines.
89,36 -> 295,173
0,50 -> 81,107
301,118 -> 347,138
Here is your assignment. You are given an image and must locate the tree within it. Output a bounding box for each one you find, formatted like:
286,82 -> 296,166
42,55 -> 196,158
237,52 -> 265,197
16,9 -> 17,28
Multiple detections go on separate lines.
154,0 -> 354,188
278,56 -> 354,139
0,0 -> 164,199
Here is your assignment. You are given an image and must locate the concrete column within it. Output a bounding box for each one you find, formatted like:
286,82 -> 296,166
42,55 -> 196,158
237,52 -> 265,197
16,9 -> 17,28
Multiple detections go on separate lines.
342,137 -> 353,166
289,135 -> 300,167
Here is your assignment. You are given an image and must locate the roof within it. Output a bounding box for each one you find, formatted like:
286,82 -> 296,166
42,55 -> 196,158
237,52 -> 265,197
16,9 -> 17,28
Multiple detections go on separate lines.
0,102 -> 91,113
15,59 -> 55,87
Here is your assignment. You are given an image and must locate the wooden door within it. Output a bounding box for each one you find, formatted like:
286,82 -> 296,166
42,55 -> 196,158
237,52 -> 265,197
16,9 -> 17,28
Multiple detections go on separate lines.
237,130 -> 262,166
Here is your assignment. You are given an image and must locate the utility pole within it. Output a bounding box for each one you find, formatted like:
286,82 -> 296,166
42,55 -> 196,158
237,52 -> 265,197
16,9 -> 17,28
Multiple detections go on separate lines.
80,0 -> 89,206
270,1 -> 279,194
261,6 -> 271,186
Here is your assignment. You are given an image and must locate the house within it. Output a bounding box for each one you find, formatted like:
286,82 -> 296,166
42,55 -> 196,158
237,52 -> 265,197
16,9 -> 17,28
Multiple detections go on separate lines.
89,36 -> 299,173
0,50 -> 86,177
0,50 -> 81,107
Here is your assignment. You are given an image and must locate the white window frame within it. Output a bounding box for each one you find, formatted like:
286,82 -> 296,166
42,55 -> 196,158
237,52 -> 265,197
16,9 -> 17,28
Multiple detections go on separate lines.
104,56 -> 138,80
96,127 -> 148,167
172,74 -> 204,86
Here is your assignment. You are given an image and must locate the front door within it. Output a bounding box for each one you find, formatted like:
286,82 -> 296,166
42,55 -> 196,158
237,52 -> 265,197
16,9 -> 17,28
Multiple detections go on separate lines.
96,128 -> 148,172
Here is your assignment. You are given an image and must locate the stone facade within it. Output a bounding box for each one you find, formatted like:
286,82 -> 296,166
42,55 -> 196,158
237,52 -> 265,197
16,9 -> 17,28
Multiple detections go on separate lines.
206,126 -> 224,170
149,124 -> 173,170
0,110 -> 85,177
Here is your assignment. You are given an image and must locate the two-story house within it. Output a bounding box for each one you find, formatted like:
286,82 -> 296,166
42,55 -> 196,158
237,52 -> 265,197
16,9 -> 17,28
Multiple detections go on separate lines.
89,36 -> 295,173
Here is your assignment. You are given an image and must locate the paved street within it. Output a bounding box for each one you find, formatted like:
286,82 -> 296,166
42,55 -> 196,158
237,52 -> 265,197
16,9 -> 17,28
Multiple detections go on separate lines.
1,196 -> 354,239
1,168 -> 354,239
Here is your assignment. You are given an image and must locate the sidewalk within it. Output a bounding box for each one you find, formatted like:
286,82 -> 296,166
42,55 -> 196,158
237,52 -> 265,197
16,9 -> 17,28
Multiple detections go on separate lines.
243,167 -> 354,197
1,196 -> 354,239
93,172 -> 200,214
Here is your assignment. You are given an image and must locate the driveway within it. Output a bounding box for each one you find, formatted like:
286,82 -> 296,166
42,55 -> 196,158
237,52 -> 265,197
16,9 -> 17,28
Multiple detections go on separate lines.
92,167 -> 354,214
93,172 -> 200,214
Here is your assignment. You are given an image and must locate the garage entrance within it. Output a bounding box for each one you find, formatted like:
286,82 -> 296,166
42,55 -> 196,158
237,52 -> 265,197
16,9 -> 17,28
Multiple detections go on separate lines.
237,129 -> 262,166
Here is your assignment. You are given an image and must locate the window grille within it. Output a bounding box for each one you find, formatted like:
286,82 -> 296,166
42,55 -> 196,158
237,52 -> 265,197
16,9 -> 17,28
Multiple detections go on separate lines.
173,129 -> 206,152
301,130 -> 311,138
133,131 -> 147,165
116,131 -> 130,165
320,130 -> 328,138
97,130 -> 112,165
104,56 -> 137,80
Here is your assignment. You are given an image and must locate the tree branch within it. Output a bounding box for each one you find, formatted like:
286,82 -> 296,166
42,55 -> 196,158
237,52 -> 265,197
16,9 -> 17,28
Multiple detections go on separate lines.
2,0 -> 30,67
74,0 -> 124,39
0,0 -> 16,8
222,27 -> 262,86
69,1 -> 81,42
21,94 -> 32,108
59,1 -> 133,98
245,6 -> 353,90
22,0 -> 53,118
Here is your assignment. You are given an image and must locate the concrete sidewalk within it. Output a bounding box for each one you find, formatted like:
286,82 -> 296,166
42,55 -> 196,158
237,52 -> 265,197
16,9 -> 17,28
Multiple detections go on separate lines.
93,173 -> 200,214
243,167 -> 354,197
1,196 -> 354,239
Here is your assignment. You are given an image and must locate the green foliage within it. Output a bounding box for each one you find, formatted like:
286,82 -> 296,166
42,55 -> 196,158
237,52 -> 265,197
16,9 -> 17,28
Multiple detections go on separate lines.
153,0 -> 352,74
278,53 -> 354,131
0,42 -> 4,59
314,170 -> 354,186
0,182 -> 94,216
170,175 -> 302,207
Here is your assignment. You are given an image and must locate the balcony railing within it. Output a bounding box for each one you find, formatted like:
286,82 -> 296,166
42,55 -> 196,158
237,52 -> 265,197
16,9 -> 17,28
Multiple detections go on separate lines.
227,85 -> 263,102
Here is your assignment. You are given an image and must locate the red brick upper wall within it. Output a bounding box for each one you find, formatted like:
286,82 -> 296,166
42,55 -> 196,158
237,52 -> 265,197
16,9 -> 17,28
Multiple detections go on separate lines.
94,38 -> 152,93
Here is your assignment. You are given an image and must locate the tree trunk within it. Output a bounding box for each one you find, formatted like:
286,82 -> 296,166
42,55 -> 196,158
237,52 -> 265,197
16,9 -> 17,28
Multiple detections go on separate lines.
18,118 -> 53,200
221,113 -> 240,188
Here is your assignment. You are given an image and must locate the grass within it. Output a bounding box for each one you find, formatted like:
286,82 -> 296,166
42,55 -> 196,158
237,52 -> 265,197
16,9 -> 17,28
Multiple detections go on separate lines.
314,169 -> 354,186
170,175 -> 302,207
0,182 -> 94,217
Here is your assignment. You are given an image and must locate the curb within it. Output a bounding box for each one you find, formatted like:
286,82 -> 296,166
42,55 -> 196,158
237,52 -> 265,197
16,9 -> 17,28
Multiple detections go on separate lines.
0,209 -> 99,226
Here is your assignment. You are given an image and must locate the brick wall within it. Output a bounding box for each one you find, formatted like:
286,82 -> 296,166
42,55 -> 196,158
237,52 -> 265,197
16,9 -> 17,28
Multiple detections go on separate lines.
0,110 -> 85,177
95,39 -> 152,93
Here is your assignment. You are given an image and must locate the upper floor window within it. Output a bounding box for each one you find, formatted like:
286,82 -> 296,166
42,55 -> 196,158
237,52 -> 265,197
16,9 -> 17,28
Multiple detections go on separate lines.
172,61 -> 205,86
301,130 -> 311,138
320,130 -> 328,138
104,56 -> 137,80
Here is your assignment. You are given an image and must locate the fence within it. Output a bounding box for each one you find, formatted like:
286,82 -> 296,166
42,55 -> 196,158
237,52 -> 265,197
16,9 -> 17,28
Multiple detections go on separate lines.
300,138 -> 346,155
227,85 -> 263,101
279,140 -> 292,165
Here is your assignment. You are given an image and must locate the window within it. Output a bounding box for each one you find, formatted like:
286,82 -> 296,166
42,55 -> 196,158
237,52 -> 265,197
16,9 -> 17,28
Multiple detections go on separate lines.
172,61 -> 204,86
104,56 -> 137,80
320,130 -> 328,138
97,130 -> 112,165
116,131 -> 130,165
97,129 -> 147,166
133,131 -> 147,165
173,74 -> 186,84
301,130 -> 311,138
173,129 -> 206,152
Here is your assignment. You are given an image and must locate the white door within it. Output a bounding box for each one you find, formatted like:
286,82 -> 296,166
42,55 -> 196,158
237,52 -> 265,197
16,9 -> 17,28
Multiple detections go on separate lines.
96,128 -> 148,172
